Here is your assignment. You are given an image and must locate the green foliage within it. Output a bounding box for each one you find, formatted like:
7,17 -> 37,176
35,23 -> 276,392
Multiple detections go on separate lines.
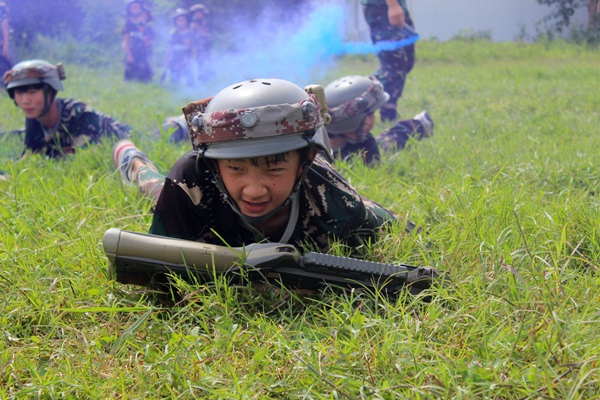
1,41 -> 600,397
536,0 -> 600,44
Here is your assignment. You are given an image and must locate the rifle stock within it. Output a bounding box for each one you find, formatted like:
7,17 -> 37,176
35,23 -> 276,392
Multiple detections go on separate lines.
103,228 -> 445,295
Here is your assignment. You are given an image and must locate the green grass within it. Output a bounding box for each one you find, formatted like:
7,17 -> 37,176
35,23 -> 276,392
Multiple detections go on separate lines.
1,40 -> 600,398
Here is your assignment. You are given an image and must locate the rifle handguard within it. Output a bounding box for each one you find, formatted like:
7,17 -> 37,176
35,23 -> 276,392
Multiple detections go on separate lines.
103,228 -> 446,295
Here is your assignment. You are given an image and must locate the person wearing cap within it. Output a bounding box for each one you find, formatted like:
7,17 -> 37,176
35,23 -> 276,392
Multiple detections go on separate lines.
113,78 -> 401,252
3,59 -> 132,158
164,8 -> 194,85
325,75 -> 433,165
122,0 -> 154,82
188,3 -> 213,80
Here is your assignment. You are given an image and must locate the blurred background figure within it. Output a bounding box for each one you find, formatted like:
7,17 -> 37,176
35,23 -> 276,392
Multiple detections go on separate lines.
360,0 -> 416,123
163,8 -> 194,86
189,3 -> 213,81
0,1 -> 16,79
122,0 -> 153,83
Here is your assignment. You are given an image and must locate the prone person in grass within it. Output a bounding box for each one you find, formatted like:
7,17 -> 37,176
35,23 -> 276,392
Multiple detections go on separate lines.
113,78 -> 411,253
3,59 -> 132,159
325,75 -> 433,166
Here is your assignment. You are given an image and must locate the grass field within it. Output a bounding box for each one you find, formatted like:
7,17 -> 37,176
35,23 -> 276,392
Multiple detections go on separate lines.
1,40 -> 599,398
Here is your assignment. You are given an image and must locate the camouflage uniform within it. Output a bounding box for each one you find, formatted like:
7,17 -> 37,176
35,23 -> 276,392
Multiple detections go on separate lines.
336,118 -> 429,165
0,4 -> 16,77
377,118 -> 428,153
149,152 -> 397,252
23,98 -> 132,158
360,0 -> 415,108
123,17 -> 154,82
167,29 -> 194,85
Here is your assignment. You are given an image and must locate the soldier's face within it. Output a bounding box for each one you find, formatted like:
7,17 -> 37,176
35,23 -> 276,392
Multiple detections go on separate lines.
14,86 -> 46,119
217,151 -> 302,218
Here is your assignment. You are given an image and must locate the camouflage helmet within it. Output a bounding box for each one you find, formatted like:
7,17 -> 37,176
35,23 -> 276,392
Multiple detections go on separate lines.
4,59 -> 66,99
324,75 -> 389,135
182,78 -> 332,160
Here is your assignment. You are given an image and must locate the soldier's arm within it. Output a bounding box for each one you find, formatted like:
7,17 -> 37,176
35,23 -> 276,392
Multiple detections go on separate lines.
385,0 -> 405,28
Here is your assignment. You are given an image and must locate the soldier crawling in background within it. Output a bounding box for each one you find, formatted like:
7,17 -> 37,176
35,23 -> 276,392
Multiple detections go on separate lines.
112,78 -> 410,253
3,60 -> 132,159
122,0 -> 154,83
325,75 -> 433,165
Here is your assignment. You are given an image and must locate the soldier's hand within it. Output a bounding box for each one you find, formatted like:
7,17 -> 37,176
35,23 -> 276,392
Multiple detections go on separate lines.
387,1 -> 405,28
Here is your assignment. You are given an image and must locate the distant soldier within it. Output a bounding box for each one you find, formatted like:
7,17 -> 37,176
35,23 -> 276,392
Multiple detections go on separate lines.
325,75 -> 432,165
0,1 -> 16,78
113,78 -> 405,252
4,60 -> 132,158
189,3 -> 213,80
164,8 -> 194,86
360,0 -> 416,122
122,0 -> 153,82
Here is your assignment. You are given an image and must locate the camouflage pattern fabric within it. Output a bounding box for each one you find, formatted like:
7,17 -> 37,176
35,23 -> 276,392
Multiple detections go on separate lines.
4,63 -> 61,84
335,132 -> 380,166
149,151 -> 398,253
362,4 -> 415,104
377,117 -> 427,152
328,78 -> 386,122
183,94 -> 324,151
335,117 -> 427,165
167,29 -> 194,85
23,98 -> 132,158
123,18 -> 154,82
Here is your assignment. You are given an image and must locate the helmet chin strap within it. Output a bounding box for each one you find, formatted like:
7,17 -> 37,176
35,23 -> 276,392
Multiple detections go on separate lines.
36,86 -> 56,119
198,142 -> 316,227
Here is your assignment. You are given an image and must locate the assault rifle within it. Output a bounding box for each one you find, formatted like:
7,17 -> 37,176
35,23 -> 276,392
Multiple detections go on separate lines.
103,228 -> 446,296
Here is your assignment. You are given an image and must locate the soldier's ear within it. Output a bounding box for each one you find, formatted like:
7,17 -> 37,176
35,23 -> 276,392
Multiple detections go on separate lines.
308,147 -> 318,161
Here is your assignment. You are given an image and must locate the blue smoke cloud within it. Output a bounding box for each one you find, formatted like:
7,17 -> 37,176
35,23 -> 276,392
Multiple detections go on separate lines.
174,2 -> 419,99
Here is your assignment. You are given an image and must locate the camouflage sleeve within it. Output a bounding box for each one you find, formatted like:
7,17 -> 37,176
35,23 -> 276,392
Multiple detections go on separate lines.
149,152 -> 209,240
72,111 -> 103,144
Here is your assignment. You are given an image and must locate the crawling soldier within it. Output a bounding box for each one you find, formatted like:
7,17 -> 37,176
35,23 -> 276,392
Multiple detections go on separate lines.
4,59 -> 132,159
113,78 -> 406,252
325,75 -> 433,165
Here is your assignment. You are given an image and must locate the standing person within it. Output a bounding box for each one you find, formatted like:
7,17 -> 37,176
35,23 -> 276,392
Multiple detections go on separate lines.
164,8 -> 194,86
113,78 -> 403,252
0,1 -> 16,78
3,60 -> 132,159
325,75 -> 432,165
360,0 -> 416,122
122,0 -> 153,82
189,3 -> 213,80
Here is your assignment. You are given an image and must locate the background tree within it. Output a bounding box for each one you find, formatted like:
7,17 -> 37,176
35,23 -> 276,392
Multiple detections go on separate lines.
537,0 -> 600,40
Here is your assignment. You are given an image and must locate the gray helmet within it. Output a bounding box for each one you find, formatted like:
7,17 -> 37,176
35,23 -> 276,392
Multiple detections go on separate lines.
183,78 -> 332,160
325,75 -> 389,135
4,59 -> 66,99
